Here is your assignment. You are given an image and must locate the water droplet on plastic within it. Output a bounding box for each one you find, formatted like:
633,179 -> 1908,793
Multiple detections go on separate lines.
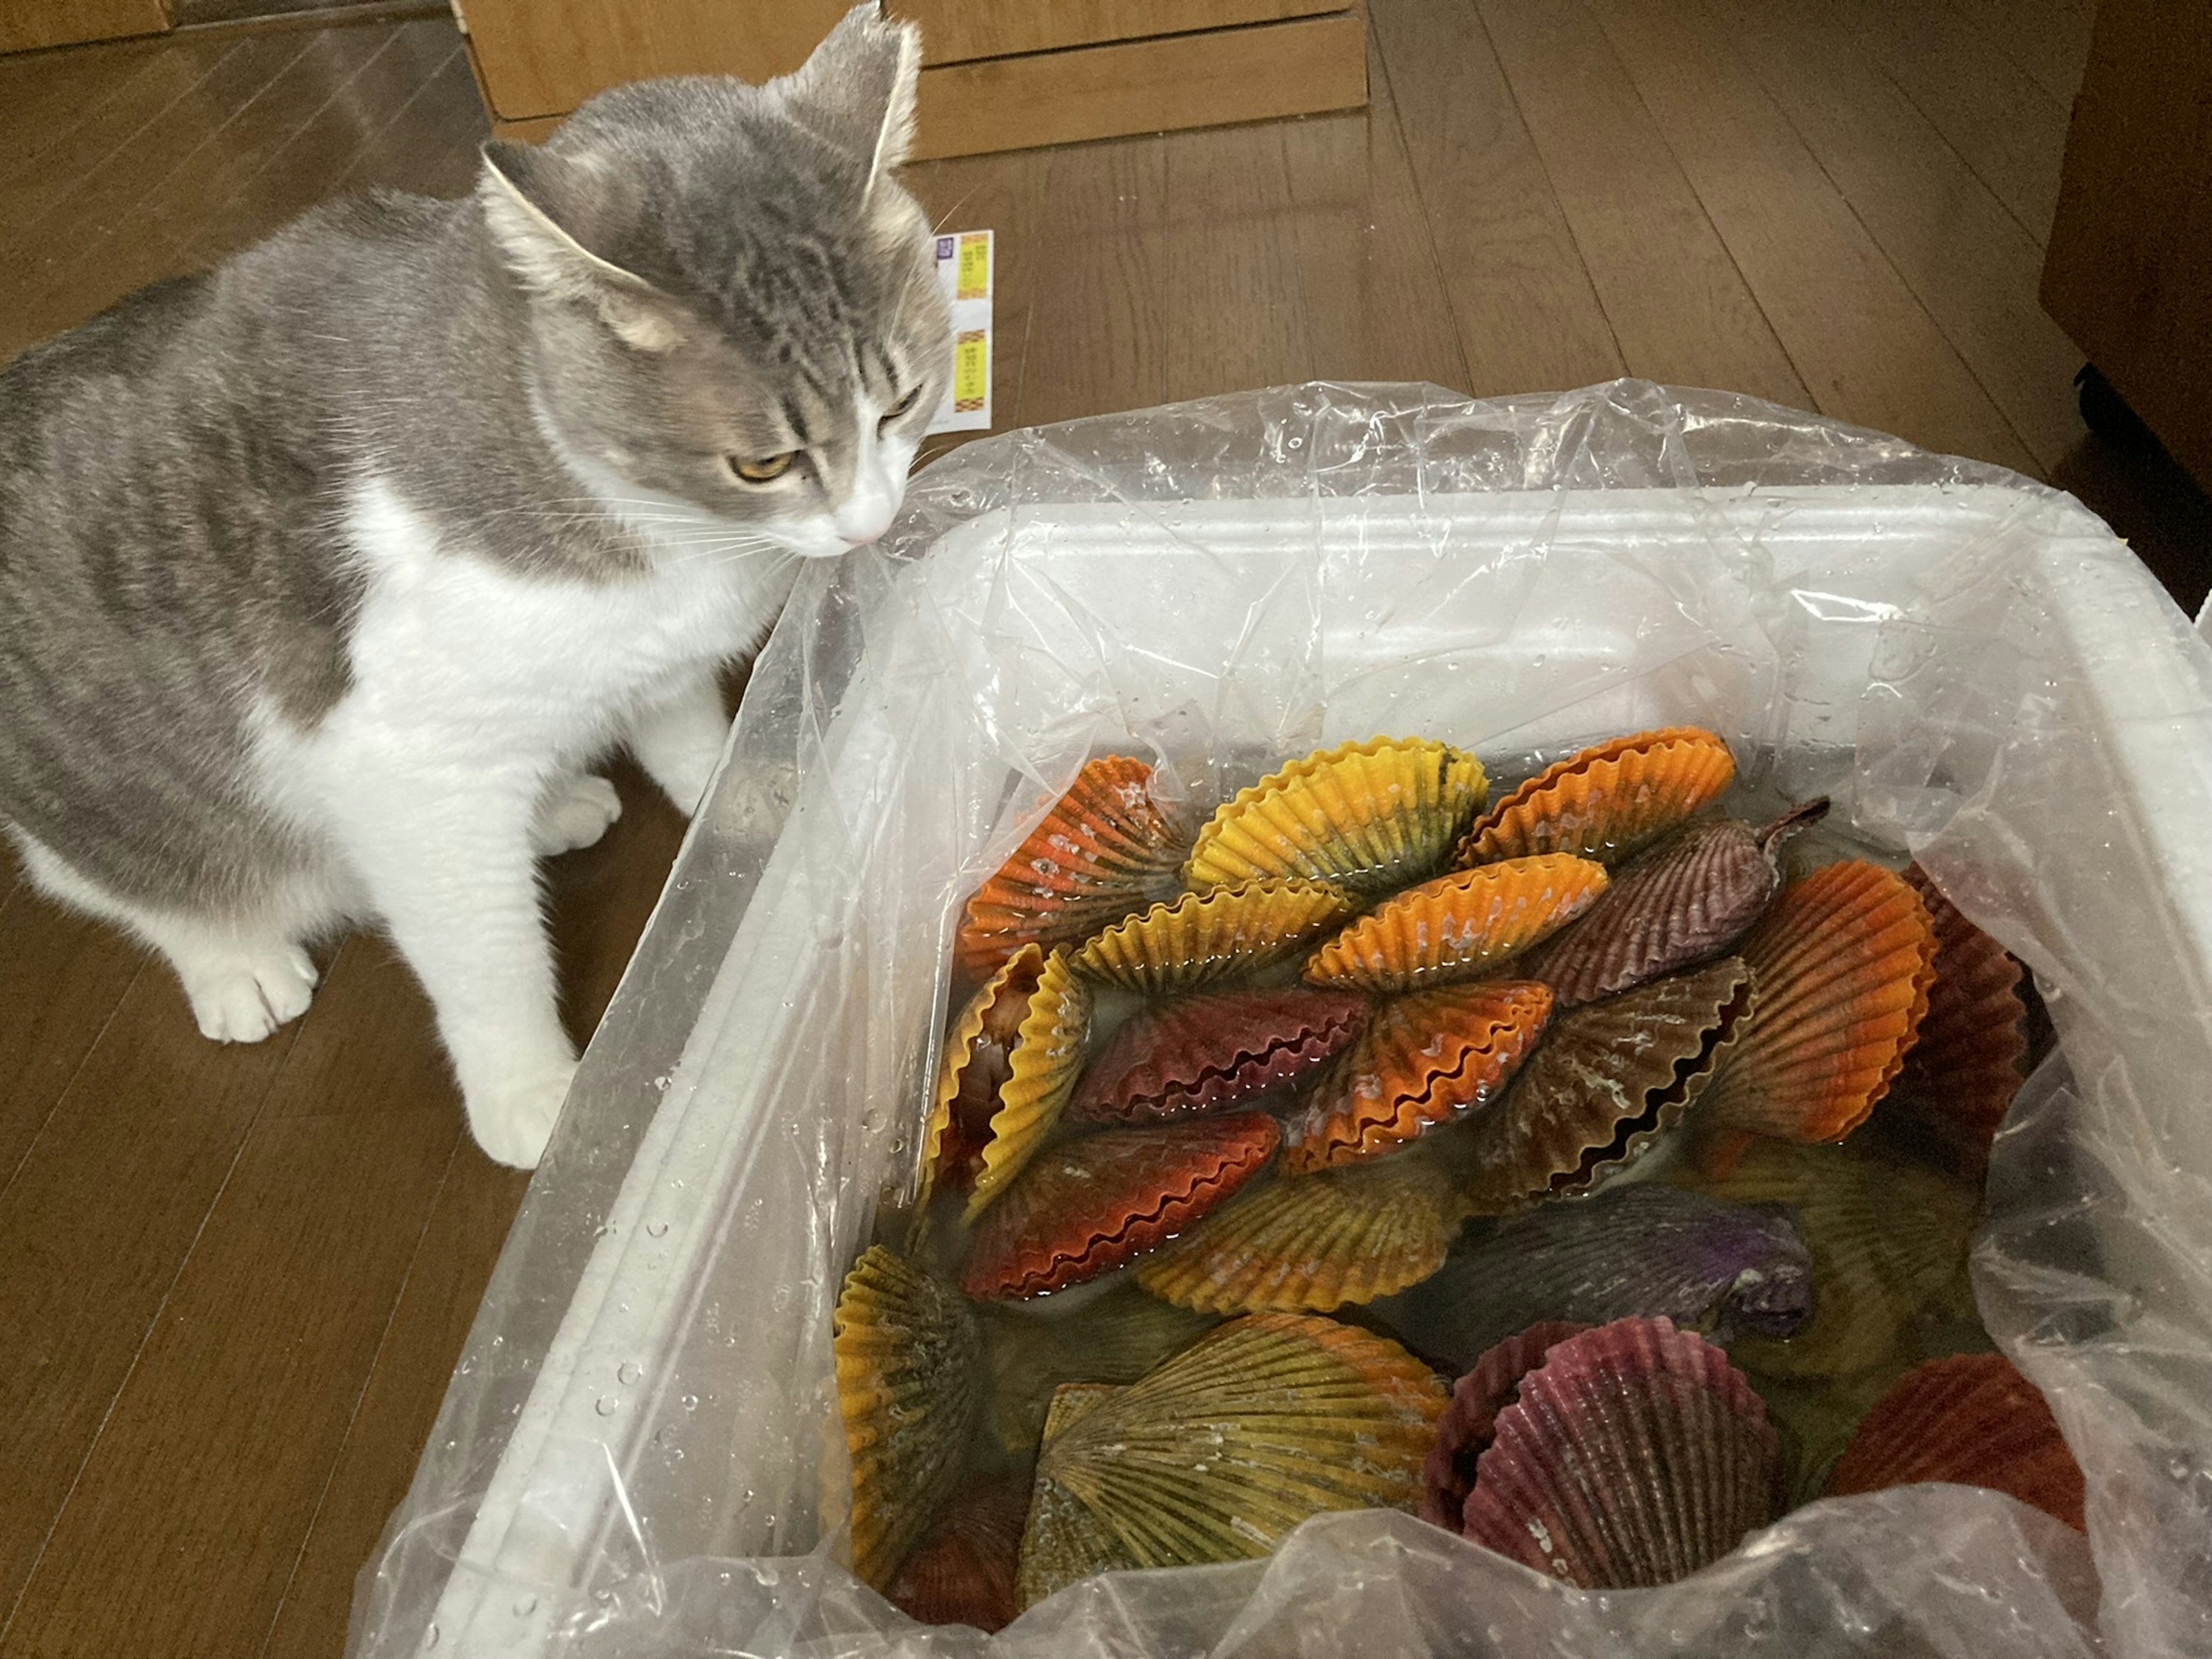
594,1395 -> 618,1417
618,1361 -> 642,1385
681,1393 -> 700,1411
422,1626 -> 440,1650
513,1595 -> 537,1617
647,1220 -> 669,1238
2169,1454 -> 2193,1481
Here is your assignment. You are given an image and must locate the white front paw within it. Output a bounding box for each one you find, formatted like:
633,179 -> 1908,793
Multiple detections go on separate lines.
183,942 -> 320,1043
467,1063 -> 578,1169
532,774 -> 623,857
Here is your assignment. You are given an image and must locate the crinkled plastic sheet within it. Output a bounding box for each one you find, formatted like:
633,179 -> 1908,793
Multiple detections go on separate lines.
349,382 -> 2212,1659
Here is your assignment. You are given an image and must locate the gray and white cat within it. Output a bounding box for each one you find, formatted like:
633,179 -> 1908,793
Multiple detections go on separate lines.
0,6 -> 949,1167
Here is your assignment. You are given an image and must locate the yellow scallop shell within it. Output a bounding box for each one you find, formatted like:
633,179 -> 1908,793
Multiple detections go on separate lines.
916,944 -> 1043,1214
1135,1154 -> 1465,1314
1184,737 -> 1487,899
1070,878 -> 1357,995
1303,854 -> 1609,993
964,950 -> 1093,1222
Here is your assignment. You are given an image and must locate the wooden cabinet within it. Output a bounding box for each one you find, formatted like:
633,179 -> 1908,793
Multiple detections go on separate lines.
2039,0 -> 2212,489
457,0 -> 1367,158
0,0 -> 169,54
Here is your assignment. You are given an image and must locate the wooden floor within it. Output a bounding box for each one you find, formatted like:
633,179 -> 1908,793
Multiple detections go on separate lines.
0,4 -> 2203,1656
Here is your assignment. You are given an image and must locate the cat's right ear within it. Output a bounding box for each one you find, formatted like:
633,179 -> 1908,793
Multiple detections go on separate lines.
477,141 -> 686,353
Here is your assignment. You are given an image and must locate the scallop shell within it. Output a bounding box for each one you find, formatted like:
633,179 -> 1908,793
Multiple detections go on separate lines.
920,945 -> 1046,1210
1372,1183 -> 1812,1374
1183,736 -> 1487,899
887,1473 -> 1031,1632
1419,1321 -> 1590,1530
1457,727 -> 1736,868
1825,1352 -> 2085,1530
1455,957 -> 1753,1213
1134,1153 -> 1464,1314
1070,988 -> 1368,1124
833,1245 -> 986,1589
1071,878 -> 1358,995
1520,802 -> 1828,1008
956,757 -> 1187,982
1013,1313 -> 1448,1609
1302,855 -> 1609,993
1456,1316 -> 1786,1588
982,1283 -> 1219,1457
1674,1138 -> 1979,1380
961,1115 -> 1281,1301
964,950 -> 1094,1223
1697,861 -> 1937,1146
1282,980 -> 1554,1175
1878,865 -> 2029,1179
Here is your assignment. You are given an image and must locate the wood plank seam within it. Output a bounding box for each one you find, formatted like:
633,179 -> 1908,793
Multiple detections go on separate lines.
1361,39 -> 1476,391
0,941 -> 150,1204
249,1139 -> 462,1659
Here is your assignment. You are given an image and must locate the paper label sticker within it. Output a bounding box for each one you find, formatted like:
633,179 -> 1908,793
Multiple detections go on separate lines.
929,228 -> 994,434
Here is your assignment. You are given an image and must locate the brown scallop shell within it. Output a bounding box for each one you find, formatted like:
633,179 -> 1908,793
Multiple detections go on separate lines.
1456,957 -> 1754,1213
1456,726 -> 1736,868
961,1115 -> 1281,1301
1013,1314 -> 1446,1608
1878,865 -> 2029,1179
1070,878 -> 1358,995
1697,861 -> 1937,1146
1183,736 -> 1488,899
1419,1320 -> 1591,1531
920,945 -> 1046,1209
982,1283 -> 1218,1458
1826,1353 -> 2084,1531
833,1246 -> 985,1590
956,757 -> 1187,983
1455,1316 -> 1786,1588
1302,854 -> 1609,994
1281,980 -> 1554,1175
964,950 -> 1094,1223
887,1473 -> 1031,1631
1520,801 -> 1829,1009
1134,1152 -> 1465,1313
1069,988 -> 1368,1124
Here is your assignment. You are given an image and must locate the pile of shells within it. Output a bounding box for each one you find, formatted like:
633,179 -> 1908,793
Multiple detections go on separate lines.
828,727 -> 2066,1630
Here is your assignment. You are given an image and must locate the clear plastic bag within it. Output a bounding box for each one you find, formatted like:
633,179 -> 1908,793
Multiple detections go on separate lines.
348,382 -> 2212,1659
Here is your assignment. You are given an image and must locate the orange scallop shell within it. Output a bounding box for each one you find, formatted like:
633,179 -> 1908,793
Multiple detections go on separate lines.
919,945 -> 1046,1210
1302,854 -> 1609,994
1281,981 -> 1554,1175
1697,861 -> 1937,1145
888,1473 -> 1029,1631
1070,878 -> 1358,995
1880,865 -> 2029,1179
956,757 -> 1187,983
1825,1353 -> 2085,1531
1456,727 -> 1736,868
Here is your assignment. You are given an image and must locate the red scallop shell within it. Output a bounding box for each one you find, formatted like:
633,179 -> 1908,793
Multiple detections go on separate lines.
1825,1353 -> 2084,1531
887,1472 -> 1030,1631
1698,860 -> 1937,1145
1456,727 -> 1736,868
961,1115 -> 1280,1301
1881,865 -> 2029,1178
1419,1321 -> 1590,1530
956,757 -> 1186,983
1070,989 -> 1369,1124
1457,1316 -> 1785,1588
1281,981 -> 1553,1175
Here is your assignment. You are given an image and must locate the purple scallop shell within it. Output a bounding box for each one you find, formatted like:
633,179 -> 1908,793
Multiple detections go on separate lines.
1521,801 -> 1828,1008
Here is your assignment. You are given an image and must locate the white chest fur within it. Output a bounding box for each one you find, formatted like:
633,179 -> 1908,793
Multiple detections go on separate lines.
307,476 -> 794,771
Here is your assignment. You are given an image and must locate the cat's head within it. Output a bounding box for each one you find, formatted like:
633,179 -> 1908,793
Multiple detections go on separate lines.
476,5 -> 949,560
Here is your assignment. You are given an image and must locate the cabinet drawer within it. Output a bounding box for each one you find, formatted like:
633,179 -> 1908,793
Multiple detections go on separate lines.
892,0 -> 1343,66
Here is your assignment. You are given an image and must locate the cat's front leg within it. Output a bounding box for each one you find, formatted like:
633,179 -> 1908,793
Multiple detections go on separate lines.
331,757 -> 576,1168
628,666 -> 732,817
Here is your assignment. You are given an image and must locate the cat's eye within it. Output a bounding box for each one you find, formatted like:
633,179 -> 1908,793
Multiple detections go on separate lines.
730,452 -> 797,483
882,385 -> 921,422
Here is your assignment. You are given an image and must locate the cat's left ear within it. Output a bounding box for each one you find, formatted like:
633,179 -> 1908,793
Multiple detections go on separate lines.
779,3 -> 923,200
477,140 -> 688,352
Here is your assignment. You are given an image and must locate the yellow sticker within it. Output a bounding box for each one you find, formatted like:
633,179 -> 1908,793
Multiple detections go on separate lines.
953,329 -> 988,413
956,233 -> 991,301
